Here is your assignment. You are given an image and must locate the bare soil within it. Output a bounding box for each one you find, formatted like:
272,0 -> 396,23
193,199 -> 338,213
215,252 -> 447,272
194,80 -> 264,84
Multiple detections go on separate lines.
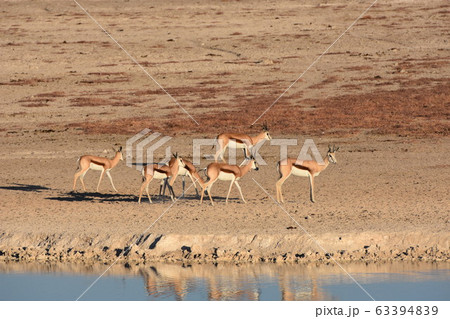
0,0 -> 448,264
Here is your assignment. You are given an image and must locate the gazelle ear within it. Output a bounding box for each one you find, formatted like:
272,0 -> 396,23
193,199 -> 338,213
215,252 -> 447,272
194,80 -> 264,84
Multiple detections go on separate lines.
118,146 -> 122,152
112,147 -> 117,153
335,146 -> 340,152
328,144 -> 332,152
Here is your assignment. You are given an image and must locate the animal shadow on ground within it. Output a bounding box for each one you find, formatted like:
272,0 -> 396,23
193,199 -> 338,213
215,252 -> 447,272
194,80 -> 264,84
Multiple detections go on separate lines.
46,191 -> 138,203
0,183 -> 51,192
159,193 -> 241,203
45,191 -> 239,204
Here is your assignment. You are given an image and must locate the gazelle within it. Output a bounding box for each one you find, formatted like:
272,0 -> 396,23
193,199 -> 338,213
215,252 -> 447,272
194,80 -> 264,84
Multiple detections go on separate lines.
138,153 -> 185,204
276,145 -> 339,203
160,158 -> 204,197
73,146 -> 123,192
214,123 -> 272,163
200,155 -> 259,205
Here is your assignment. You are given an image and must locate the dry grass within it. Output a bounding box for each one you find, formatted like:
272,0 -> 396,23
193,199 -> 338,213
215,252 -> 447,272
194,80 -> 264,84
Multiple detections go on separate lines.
66,82 -> 449,137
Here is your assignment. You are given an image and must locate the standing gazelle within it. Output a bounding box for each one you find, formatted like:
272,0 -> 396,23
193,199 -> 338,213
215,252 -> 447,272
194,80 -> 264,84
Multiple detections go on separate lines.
276,145 -> 339,203
73,146 -> 123,192
214,123 -> 272,163
200,155 -> 259,205
138,153 -> 185,204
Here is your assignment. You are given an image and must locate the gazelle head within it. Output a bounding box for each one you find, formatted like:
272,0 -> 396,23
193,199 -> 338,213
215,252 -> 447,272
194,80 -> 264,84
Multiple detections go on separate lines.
173,152 -> 186,168
245,155 -> 259,171
262,122 -> 272,140
113,146 -> 124,160
327,144 -> 339,164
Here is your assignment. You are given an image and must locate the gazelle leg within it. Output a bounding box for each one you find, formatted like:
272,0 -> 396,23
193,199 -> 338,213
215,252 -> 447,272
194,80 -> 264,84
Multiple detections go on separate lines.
200,178 -> 215,205
308,174 -> 315,203
80,170 -> 88,191
188,173 -> 199,196
276,175 -> 289,203
146,180 -> 154,203
219,144 -> 228,163
221,148 -> 227,163
234,180 -> 246,203
214,146 -> 223,163
106,171 -> 118,192
165,178 -> 170,197
139,176 -> 153,204
200,179 -> 210,204
275,179 -> 281,203
160,178 -> 168,197
168,183 -> 175,202
138,178 -> 146,203
207,184 -> 214,206
96,169 -> 106,192
182,175 -> 186,197
225,177 -> 235,204
73,172 -> 79,191
159,180 -> 164,196
200,186 -> 206,204
166,176 -> 176,201
73,168 -> 88,191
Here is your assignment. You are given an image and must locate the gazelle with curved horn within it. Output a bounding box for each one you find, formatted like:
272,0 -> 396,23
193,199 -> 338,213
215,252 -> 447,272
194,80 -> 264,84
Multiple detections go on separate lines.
200,155 -> 259,205
73,146 -> 123,192
138,153 -> 185,204
160,158 -> 204,198
276,145 -> 339,203
214,122 -> 272,163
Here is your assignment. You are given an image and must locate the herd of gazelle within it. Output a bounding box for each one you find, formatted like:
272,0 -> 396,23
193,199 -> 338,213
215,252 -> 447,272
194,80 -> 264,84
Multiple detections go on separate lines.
73,125 -> 339,205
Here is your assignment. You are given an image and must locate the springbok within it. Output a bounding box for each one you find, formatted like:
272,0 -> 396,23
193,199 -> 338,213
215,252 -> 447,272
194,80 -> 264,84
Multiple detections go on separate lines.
73,146 -> 123,192
214,123 -> 272,163
200,155 -> 259,205
276,145 -> 339,203
160,158 -> 204,197
138,153 -> 185,204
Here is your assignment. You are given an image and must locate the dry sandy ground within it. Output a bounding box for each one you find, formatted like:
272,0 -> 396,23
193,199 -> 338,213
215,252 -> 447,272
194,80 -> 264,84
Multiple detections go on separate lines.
0,0 -> 449,263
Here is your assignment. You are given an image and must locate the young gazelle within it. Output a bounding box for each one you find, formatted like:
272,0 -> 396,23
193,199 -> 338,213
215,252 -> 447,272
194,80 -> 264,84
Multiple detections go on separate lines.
160,158 -> 204,197
214,123 -> 272,163
276,145 -> 339,203
138,153 -> 185,204
73,146 -> 123,192
200,155 -> 259,205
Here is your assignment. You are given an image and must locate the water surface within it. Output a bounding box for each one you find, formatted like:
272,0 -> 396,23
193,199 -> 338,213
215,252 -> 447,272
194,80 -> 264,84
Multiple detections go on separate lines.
0,262 -> 448,301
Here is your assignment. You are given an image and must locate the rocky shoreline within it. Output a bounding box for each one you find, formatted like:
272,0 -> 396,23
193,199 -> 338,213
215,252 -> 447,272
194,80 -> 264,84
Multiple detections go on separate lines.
1,231 -> 448,265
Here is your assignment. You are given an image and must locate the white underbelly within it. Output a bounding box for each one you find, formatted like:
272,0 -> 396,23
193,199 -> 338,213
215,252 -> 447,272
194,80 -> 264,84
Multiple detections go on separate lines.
228,140 -> 248,149
291,166 -> 311,177
153,170 -> 169,180
177,166 -> 189,176
218,171 -> 236,181
89,163 -> 104,171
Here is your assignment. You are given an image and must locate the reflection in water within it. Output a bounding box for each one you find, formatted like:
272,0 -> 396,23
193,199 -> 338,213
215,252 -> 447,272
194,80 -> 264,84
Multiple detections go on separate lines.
0,262 -> 448,301
138,264 -> 333,301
